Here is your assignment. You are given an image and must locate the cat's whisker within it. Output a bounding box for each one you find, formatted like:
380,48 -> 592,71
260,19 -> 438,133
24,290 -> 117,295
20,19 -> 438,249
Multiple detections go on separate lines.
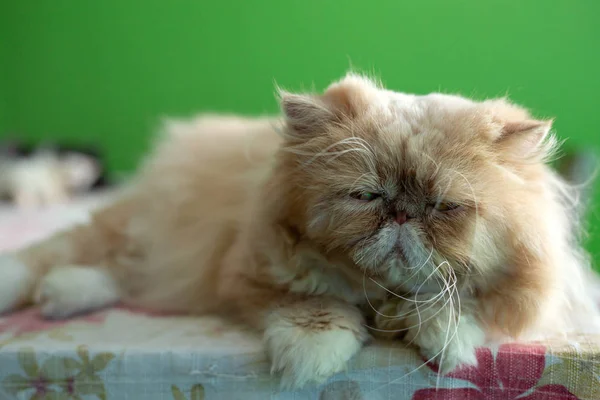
348,172 -> 379,194
368,269 -> 458,334
283,136 -> 376,170
388,254 -> 449,301
390,248 -> 440,289
353,239 -> 378,267
363,259 -> 454,325
344,135 -> 377,156
435,175 -> 455,209
364,257 -> 453,334
491,163 -> 526,185
361,266 -> 399,319
403,247 -> 435,271
435,269 -> 462,389
376,274 -> 461,386
324,149 -> 373,164
422,153 -> 441,177
365,285 -> 455,334
402,264 -> 458,346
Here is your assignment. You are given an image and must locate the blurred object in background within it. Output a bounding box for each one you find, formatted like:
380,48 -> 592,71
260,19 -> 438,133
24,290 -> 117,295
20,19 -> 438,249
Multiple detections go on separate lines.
0,141 -> 107,209
556,150 -> 599,214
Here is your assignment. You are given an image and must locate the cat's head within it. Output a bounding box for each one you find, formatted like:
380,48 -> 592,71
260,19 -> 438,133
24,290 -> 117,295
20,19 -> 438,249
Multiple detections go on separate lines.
272,74 -> 561,293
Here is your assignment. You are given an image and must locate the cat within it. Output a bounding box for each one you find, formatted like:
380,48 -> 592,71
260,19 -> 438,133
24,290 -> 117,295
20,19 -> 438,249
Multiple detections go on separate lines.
0,74 -> 598,388
0,143 -> 103,208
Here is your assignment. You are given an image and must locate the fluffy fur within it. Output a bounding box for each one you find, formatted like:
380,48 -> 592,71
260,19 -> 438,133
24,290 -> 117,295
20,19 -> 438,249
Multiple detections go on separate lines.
1,74 -> 599,387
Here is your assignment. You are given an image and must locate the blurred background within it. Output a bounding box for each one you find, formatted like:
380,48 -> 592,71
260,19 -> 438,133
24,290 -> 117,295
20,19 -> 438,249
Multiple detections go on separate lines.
1,1 -> 600,261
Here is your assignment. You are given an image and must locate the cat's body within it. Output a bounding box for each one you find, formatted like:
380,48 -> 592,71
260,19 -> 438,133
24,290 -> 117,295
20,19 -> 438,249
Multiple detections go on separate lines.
1,75 -> 599,388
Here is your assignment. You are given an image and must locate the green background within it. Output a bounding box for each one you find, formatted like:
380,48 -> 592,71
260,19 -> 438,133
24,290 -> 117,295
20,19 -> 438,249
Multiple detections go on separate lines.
2,1 -> 600,260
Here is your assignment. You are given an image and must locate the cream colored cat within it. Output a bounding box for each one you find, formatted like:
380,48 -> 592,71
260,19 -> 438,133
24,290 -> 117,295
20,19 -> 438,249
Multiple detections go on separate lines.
1,74 -> 598,388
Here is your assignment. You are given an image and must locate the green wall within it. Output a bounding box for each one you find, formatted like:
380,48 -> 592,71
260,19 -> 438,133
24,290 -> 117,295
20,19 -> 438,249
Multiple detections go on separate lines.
2,1 -> 600,259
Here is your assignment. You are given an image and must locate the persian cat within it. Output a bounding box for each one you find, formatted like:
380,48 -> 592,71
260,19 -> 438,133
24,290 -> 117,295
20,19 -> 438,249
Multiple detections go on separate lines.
0,74 -> 598,388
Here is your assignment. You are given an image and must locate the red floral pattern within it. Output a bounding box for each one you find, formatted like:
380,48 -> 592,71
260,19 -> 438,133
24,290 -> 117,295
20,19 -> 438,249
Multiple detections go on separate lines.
413,344 -> 578,400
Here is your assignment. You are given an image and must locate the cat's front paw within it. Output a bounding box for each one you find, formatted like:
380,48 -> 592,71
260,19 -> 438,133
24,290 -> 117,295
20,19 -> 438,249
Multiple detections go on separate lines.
414,313 -> 484,373
264,301 -> 368,388
400,295 -> 485,374
266,327 -> 363,388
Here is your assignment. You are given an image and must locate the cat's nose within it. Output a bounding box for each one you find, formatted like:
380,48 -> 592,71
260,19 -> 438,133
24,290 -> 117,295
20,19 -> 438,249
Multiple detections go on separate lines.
395,211 -> 408,225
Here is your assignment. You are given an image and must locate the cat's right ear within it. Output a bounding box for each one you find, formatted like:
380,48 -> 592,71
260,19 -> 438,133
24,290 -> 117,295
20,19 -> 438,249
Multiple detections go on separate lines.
279,74 -> 379,139
279,91 -> 336,136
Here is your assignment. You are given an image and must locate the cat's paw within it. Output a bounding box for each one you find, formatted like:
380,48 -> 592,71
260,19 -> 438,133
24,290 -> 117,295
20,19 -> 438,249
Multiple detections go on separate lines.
264,302 -> 368,388
35,266 -> 119,319
400,296 -> 485,374
0,254 -> 33,314
266,325 -> 363,388
415,313 -> 484,373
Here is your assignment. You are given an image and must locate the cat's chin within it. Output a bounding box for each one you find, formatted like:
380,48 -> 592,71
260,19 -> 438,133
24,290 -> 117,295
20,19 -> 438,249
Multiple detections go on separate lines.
365,256 -> 443,295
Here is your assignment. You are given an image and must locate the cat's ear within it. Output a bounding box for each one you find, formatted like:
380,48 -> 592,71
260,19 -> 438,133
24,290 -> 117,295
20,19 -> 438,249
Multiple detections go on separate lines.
483,98 -> 553,158
279,74 -> 378,138
279,92 -> 335,135
495,119 -> 553,158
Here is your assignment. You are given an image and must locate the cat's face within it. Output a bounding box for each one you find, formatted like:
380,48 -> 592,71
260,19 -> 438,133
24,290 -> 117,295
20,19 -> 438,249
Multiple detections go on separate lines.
276,75 -> 554,292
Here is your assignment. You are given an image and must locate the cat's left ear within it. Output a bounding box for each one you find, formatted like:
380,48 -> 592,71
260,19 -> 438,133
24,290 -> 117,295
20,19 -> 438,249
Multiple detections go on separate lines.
494,119 -> 553,158
482,98 -> 553,158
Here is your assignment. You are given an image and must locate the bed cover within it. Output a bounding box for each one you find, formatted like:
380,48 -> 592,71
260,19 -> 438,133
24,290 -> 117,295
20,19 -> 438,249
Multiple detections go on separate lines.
0,192 -> 598,400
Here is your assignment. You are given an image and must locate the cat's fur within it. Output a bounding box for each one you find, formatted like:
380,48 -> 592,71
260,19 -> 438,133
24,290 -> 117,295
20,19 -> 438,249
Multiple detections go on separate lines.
1,74 -> 599,387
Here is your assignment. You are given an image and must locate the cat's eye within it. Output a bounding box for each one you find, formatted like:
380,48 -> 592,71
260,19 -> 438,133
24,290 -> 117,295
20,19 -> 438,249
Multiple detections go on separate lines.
351,192 -> 381,202
434,202 -> 461,212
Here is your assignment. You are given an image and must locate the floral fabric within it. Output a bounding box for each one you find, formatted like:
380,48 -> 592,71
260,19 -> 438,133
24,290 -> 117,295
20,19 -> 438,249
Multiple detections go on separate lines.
0,307 -> 598,400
